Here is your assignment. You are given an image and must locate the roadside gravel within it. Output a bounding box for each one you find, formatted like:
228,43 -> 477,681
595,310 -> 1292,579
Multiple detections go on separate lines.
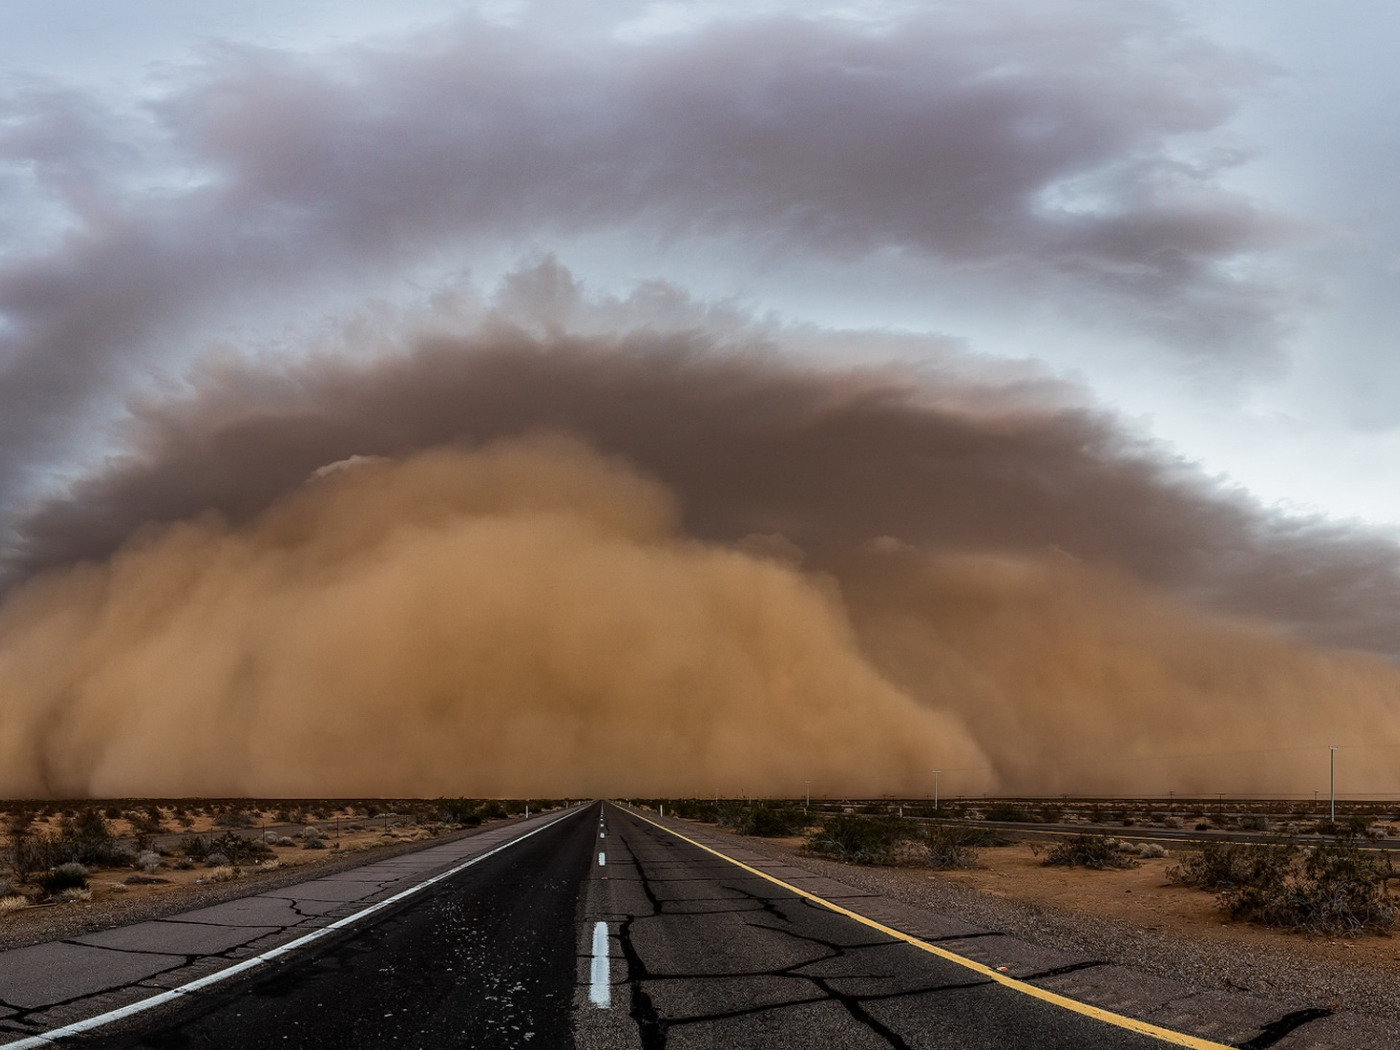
0,822 -> 501,953
710,826 -> 1400,1023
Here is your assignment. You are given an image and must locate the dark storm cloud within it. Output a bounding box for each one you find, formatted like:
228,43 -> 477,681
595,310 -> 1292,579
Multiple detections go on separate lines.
11,290 -> 1400,659
0,2 -> 1283,507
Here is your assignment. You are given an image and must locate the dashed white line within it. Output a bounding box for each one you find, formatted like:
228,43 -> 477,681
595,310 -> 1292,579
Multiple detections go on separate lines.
588,921 -> 611,1008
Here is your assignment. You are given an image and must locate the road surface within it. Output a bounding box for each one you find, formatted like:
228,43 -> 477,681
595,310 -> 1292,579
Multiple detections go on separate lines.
0,803 -> 1388,1049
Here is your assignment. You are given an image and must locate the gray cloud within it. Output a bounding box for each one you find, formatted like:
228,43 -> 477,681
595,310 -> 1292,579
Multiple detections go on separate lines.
11,265 -> 1400,659
0,1 -> 1286,514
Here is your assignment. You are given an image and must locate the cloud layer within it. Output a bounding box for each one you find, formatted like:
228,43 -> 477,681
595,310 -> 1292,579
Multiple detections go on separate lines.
14,272 -> 1400,658
2,276 -> 1399,797
0,2 -> 1284,514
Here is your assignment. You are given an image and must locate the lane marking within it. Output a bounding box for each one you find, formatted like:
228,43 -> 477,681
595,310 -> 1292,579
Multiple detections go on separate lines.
0,808 -> 588,1050
588,921 -> 611,1008
625,808 -> 1230,1050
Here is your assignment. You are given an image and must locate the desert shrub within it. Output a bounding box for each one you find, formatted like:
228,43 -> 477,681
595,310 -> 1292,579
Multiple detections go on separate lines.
666,799 -> 723,823
439,799 -> 481,826
1037,834 -> 1138,870
135,851 -> 162,873
205,866 -> 239,882
38,862 -> 89,895
1240,814 -> 1269,832
203,852 -> 231,868
0,878 -> 12,898
56,887 -> 92,903
982,801 -> 1030,823
276,836 -> 295,847
923,824 -> 985,869
1229,841 -> 1395,935
1035,804 -> 1064,825
1168,838 -> 1395,935
1167,841 -> 1291,889
173,857 -> 195,871
0,895 -> 29,913
202,832 -> 272,864
303,837 -> 327,850
735,804 -> 808,838
1137,843 -> 1168,859
216,810 -> 257,828
43,810 -> 127,867
129,808 -> 166,835
806,814 -> 914,865
479,801 -> 507,821
262,831 -> 280,844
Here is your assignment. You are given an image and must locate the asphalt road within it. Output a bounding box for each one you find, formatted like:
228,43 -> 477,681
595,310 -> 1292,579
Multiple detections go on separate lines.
84,807 -> 598,1050
580,806 -> 1172,1050
4,802 -> 1378,1049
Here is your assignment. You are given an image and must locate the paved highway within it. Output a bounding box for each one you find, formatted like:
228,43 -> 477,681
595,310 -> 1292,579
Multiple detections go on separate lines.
1,803 -> 1389,1049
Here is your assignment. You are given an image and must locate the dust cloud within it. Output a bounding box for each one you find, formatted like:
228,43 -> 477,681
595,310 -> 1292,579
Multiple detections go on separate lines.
838,547 -> 1400,798
0,437 -> 991,798
3,280 -> 1400,797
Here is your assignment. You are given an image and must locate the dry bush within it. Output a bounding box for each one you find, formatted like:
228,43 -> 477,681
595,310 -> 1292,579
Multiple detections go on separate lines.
1169,838 -> 1396,936
806,814 -> 915,865
0,895 -> 28,913
38,862 -> 89,895
922,824 -> 985,869
1036,834 -> 1138,870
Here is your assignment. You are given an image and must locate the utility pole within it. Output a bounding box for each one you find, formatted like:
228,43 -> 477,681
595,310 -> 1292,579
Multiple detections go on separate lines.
1330,746 -> 1338,824
931,770 -> 941,811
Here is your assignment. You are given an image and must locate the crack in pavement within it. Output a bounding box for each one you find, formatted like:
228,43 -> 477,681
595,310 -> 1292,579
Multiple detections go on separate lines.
59,940 -> 202,963
612,818 -> 995,1050
1235,1007 -> 1333,1050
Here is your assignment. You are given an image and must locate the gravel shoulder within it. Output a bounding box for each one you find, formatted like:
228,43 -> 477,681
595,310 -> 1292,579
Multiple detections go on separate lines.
692,822 -> 1400,1024
0,821 -> 509,953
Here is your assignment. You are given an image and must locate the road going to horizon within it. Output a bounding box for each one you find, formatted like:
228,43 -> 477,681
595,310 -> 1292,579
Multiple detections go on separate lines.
4,802 -> 1371,1049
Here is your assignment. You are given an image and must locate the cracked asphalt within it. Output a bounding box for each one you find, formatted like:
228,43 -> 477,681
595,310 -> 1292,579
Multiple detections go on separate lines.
580,806 -> 1175,1050
2,801 -> 1387,1049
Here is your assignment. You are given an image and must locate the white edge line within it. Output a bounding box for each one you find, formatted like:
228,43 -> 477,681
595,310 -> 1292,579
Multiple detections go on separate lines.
0,806 -> 588,1049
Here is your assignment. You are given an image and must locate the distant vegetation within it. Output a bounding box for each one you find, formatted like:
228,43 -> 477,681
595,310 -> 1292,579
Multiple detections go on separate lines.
1,797 -> 566,908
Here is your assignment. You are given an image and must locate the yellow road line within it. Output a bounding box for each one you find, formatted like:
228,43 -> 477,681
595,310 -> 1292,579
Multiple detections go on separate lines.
624,807 -> 1230,1050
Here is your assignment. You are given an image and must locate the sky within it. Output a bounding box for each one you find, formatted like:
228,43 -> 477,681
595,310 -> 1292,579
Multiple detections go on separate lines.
0,0 -> 1397,531
3,0 -> 1400,796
